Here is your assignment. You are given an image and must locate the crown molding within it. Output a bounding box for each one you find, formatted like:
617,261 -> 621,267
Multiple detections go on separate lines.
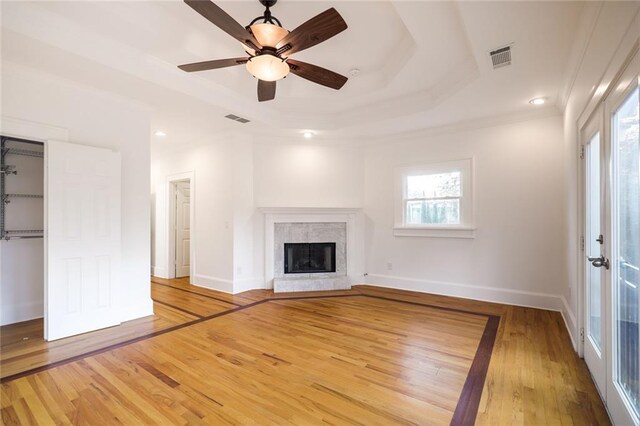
361,105 -> 562,148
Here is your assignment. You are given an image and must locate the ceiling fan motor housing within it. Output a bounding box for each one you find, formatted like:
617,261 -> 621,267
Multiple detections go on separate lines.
259,0 -> 278,8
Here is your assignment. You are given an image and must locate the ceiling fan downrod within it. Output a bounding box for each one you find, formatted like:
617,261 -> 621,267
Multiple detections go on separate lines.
250,0 -> 282,27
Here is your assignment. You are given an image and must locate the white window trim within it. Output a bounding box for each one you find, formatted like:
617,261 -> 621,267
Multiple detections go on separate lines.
393,158 -> 476,239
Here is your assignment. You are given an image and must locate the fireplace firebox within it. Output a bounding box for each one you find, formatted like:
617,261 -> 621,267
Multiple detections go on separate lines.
284,242 -> 336,274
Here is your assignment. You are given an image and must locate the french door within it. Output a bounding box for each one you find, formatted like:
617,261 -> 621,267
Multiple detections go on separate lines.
583,51 -> 639,425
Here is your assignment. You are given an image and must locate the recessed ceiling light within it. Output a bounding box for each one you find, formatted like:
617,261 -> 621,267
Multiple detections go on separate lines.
303,131 -> 315,139
529,97 -> 546,105
154,130 -> 167,137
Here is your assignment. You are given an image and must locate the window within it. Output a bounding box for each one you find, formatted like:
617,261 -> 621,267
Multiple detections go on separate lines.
394,159 -> 474,238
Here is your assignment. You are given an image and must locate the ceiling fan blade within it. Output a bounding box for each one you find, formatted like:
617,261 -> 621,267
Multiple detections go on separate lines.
257,80 -> 276,102
184,0 -> 262,51
178,57 -> 249,72
287,59 -> 347,90
275,8 -> 347,56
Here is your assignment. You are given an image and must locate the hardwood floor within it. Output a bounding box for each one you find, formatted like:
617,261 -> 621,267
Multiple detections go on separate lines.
0,279 -> 610,425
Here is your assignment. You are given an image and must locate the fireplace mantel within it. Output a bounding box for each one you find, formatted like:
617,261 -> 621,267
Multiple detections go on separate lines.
261,207 -> 364,290
259,207 -> 362,215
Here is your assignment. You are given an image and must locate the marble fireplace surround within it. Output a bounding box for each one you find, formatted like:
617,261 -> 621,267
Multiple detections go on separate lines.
261,208 -> 364,292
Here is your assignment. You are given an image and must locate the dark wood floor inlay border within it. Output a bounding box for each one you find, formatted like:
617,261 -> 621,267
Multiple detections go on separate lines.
450,314 -> 500,426
0,292 -> 501,426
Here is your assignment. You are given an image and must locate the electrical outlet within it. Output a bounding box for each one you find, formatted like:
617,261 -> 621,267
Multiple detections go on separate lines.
387,262 -> 393,271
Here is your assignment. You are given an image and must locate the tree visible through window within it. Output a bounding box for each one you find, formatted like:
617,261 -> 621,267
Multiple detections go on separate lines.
394,159 -> 473,235
405,171 -> 462,225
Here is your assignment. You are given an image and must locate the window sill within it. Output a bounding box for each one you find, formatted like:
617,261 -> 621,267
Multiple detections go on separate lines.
393,226 -> 476,239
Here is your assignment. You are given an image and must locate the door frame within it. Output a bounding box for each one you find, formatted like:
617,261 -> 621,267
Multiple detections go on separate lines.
0,116 -> 68,333
164,171 -> 195,280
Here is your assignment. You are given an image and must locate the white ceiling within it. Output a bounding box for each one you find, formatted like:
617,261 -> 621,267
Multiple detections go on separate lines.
1,1 -> 587,145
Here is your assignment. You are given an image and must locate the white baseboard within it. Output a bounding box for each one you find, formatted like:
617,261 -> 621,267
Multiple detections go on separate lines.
0,300 -> 43,326
364,273 -> 566,313
151,266 -> 168,279
233,277 -> 266,294
193,274 -> 234,294
560,296 -> 578,351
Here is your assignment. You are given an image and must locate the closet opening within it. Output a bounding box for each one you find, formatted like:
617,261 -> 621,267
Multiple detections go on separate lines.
0,135 -> 45,337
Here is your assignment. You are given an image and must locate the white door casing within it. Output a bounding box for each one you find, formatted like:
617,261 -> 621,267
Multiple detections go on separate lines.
175,181 -> 190,278
45,140 -> 122,341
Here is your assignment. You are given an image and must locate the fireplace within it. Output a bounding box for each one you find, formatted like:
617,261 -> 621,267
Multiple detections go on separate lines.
284,242 -> 336,274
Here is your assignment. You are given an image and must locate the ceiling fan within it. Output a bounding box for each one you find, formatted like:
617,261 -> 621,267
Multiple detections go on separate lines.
178,0 -> 349,102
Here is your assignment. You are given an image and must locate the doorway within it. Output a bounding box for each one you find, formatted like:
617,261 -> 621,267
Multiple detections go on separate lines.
169,179 -> 191,279
581,50 -> 639,425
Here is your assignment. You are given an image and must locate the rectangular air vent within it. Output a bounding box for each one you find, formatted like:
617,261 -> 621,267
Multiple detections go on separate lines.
224,114 -> 251,124
489,45 -> 512,69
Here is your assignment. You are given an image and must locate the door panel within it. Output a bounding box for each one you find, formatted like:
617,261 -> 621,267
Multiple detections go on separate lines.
175,181 -> 190,278
45,140 -> 122,341
583,114 -> 607,395
611,84 -> 639,423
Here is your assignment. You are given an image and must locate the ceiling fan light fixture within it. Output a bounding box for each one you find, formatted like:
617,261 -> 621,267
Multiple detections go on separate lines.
250,23 -> 288,48
246,54 -> 290,81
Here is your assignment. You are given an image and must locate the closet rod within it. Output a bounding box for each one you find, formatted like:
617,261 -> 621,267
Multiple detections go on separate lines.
2,148 -> 44,159
3,193 -> 44,199
3,235 -> 43,241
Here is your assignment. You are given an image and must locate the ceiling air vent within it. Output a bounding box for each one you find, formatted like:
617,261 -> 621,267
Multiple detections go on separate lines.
489,45 -> 512,69
224,114 -> 251,124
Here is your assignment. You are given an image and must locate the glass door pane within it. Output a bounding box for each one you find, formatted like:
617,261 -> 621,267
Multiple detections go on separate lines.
586,133 -> 603,351
612,86 -> 639,418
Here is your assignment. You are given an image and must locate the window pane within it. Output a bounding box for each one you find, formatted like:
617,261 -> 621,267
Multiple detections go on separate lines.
407,172 -> 461,199
613,86 -> 639,418
586,133 -> 602,351
406,199 -> 460,225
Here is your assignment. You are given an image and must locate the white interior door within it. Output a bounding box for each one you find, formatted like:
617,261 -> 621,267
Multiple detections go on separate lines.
45,140 -> 122,341
174,181 -> 190,278
583,110 -> 607,395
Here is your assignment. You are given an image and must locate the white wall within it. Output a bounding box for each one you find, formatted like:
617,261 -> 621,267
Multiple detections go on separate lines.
151,138 -> 365,293
253,143 -> 364,208
561,2 -> 640,346
232,136 -> 263,292
363,114 -> 569,311
1,62 -> 153,324
151,135 -> 236,292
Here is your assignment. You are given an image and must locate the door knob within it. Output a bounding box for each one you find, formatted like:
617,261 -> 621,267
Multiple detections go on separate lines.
588,255 -> 610,269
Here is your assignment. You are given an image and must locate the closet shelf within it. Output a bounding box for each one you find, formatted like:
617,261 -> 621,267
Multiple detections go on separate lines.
1,148 -> 44,159
3,193 -> 44,200
5,229 -> 44,234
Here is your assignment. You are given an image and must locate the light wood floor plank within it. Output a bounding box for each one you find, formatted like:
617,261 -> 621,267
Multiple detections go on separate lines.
0,279 -> 610,425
